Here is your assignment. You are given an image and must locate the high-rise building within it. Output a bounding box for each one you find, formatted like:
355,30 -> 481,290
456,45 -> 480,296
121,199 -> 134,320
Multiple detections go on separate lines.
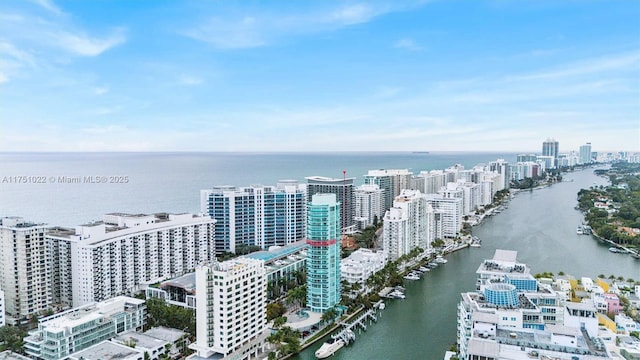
201,181 -> 307,253
382,190 -> 433,261
363,169 -> 413,212
489,159 -> 511,190
580,142 -> 592,164
0,217 -> 52,324
306,176 -> 354,233
516,154 -> 537,163
425,195 -> 462,238
191,258 -> 267,360
0,290 -> 5,327
306,194 -> 341,313
47,213 -> 216,307
542,138 -> 560,168
24,296 -> 146,360
353,184 -> 385,230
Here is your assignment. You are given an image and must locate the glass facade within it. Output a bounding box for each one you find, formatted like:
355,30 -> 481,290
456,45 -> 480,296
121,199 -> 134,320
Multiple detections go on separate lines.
484,283 -> 518,307
306,194 -> 341,313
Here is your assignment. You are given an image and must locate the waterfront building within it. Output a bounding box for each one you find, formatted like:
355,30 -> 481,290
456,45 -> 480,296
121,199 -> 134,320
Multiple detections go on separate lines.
516,154 -> 537,163
383,190 -> 433,261
580,142 -> 593,164
363,169 -> 413,212
353,184 -> 385,230
488,159 -> 510,190
47,213 -> 216,307
536,155 -> 554,171
542,138 -> 560,167
510,162 -> 542,181
200,181 -> 307,253
190,258 -> 267,360
23,296 -> 146,360
306,194 -> 341,313
0,217 -> 52,325
306,176 -> 355,233
341,249 -> 386,285
457,250 -> 607,359
441,181 -> 481,216
425,195 -> 462,238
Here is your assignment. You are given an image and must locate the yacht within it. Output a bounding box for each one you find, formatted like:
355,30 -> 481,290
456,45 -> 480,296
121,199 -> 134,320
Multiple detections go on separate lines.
388,290 -> 406,299
404,272 -> 420,280
435,255 -> 448,264
315,338 -> 346,359
418,266 -> 430,272
576,226 -> 583,235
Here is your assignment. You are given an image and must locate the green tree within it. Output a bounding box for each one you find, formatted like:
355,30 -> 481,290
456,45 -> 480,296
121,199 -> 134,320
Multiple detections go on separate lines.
0,326 -> 27,353
266,302 -> 286,321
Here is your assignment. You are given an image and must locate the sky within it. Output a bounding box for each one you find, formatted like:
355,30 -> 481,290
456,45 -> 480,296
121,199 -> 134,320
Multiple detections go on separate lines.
0,0 -> 639,153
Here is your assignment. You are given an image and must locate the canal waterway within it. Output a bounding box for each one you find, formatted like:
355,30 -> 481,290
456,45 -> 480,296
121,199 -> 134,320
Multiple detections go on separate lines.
295,167 -> 639,360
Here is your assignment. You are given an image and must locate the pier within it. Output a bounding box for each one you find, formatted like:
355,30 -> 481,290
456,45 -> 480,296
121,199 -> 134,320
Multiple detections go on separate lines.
331,305 -> 383,345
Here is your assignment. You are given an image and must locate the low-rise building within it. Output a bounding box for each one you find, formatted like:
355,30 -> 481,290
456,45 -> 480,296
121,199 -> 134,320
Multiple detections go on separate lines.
24,297 -> 146,360
340,249 -> 386,285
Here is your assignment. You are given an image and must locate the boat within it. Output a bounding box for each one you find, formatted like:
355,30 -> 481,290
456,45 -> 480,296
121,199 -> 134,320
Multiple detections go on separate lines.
418,266 -> 430,272
632,253 -> 640,259
470,242 -> 481,248
404,272 -> 420,280
435,255 -> 448,264
315,338 -> 346,359
609,247 -> 628,254
576,226 -> 583,235
378,302 -> 386,310
388,290 -> 406,299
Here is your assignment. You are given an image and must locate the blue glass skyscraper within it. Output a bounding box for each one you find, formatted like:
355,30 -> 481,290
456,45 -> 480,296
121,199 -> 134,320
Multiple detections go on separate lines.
306,194 -> 341,313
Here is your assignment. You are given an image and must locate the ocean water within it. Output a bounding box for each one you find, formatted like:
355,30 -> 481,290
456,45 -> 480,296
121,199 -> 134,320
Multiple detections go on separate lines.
0,151 -> 516,227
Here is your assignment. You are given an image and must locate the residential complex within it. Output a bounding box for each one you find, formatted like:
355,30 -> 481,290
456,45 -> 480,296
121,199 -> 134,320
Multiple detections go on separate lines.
24,296 -> 146,360
46,212 -> 216,307
340,249 -> 387,285
190,258 -> 267,360
306,194 -> 341,313
353,184 -> 385,230
383,190 -> 434,261
542,138 -> 560,167
457,250 -> 611,359
306,176 -> 355,233
0,217 -> 52,325
200,181 -> 307,253
363,169 -> 413,212
580,142 -> 593,165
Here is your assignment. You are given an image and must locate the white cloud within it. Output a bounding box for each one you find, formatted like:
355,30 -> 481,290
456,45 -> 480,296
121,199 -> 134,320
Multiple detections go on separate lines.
183,2 -> 415,49
0,72 -> 8,84
394,38 -> 423,52
330,4 -> 377,25
50,28 -> 126,56
30,0 -> 64,16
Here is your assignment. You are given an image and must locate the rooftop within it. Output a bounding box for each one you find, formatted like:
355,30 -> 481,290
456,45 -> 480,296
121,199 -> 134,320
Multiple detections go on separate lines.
114,332 -> 168,351
244,241 -> 308,262
69,341 -> 142,360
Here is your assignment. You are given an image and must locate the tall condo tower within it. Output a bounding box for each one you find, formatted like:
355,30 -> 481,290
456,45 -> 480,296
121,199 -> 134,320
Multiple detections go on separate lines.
542,138 -> 560,168
306,194 -> 341,313
0,217 -> 52,324
306,176 -> 354,233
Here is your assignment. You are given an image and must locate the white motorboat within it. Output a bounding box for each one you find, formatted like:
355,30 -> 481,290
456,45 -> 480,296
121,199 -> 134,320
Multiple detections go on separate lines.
435,255 -> 448,264
404,272 -> 420,280
388,290 -> 406,299
315,338 -> 346,359
419,266 -> 430,272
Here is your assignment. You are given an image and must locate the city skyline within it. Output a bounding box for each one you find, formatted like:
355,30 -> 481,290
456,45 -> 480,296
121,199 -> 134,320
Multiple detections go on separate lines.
1,1 -> 638,152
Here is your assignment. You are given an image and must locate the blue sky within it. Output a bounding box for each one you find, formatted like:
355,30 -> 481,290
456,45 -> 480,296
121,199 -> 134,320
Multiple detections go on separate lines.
1,0 -> 638,152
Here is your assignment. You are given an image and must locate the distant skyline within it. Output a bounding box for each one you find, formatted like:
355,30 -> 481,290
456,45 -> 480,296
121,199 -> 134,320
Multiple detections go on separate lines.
1,0 -> 638,152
